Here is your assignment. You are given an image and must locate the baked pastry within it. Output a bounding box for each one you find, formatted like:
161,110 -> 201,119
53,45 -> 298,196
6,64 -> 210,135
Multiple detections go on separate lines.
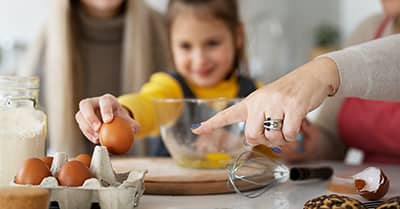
376,196 -> 400,209
304,194 -> 366,209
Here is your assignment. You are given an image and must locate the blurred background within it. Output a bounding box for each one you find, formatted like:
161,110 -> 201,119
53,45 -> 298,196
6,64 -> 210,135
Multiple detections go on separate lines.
0,0 -> 381,82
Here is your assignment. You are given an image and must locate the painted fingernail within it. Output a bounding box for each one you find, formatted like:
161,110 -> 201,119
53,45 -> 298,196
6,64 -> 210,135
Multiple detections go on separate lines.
296,133 -> 304,153
191,123 -> 201,129
272,147 -> 282,153
297,133 -> 304,142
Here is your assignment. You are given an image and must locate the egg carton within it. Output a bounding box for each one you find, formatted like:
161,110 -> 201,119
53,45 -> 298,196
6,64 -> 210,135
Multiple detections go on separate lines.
11,146 -> 146,209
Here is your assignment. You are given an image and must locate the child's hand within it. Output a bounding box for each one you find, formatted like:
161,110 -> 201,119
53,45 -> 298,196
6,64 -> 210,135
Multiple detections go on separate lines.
75,94 -> 140,144
279,120 -> 321,163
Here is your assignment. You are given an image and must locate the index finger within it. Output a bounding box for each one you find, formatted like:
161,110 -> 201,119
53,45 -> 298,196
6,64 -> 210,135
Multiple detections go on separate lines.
192,101 -> 247,134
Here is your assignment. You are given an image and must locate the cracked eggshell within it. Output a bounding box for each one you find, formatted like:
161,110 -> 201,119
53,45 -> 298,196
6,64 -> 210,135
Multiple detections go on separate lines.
353,167 -> 390,200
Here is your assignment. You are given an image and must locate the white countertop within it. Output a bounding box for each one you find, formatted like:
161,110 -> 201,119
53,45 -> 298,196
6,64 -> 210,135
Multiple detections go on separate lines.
136,161 -> 400,209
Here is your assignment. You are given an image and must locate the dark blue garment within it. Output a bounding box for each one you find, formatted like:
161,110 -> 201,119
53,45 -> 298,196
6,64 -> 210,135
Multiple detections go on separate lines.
148,72 -> 257,156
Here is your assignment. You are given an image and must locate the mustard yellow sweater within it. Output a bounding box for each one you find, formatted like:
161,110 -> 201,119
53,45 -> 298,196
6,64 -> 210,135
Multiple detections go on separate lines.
119,72 -> 261,138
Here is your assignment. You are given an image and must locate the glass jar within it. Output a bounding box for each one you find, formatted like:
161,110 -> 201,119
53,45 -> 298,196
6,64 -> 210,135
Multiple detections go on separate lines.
0,76 -> 46,186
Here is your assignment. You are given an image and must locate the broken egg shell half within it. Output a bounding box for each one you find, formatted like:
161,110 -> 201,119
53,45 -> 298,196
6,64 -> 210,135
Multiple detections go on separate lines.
353,167 -> 390,200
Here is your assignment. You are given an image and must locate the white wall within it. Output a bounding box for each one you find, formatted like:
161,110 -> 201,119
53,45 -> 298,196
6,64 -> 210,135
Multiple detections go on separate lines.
0,0 -> 48,42
0,0 -> 49,74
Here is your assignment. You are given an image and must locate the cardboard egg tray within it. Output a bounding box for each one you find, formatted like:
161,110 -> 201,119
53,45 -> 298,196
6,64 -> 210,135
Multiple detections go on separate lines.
11,146 -> 146,209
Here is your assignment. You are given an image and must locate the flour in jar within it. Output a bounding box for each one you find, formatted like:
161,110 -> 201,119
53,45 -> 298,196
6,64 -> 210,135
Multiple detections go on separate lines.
0,107 -> 46,186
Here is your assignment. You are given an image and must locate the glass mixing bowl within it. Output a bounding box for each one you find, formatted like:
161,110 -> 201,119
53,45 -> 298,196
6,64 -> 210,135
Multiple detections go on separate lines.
153,98 -> 248,168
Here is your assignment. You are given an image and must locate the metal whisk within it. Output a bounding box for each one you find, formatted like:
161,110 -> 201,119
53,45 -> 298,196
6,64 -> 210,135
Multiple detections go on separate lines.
227,149 -> 333,198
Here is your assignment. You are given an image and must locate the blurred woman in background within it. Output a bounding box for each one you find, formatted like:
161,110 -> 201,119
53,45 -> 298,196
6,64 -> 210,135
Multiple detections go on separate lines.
19,0 -> 171,156
345,0 -> 400,45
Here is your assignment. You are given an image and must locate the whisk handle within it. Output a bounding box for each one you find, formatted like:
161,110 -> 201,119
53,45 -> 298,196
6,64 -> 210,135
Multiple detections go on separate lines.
289,167 -> 333,181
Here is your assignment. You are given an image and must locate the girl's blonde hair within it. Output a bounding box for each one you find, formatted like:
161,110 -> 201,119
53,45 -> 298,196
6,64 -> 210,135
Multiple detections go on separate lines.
166,0 -> 248,74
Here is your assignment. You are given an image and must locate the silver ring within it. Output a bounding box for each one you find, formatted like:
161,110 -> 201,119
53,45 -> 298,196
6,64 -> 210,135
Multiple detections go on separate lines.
264,118 -> 283,131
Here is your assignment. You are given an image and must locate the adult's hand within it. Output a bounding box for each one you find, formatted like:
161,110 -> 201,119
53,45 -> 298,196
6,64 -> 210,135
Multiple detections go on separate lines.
75,94 -> 140,144
192,58 -> 339,147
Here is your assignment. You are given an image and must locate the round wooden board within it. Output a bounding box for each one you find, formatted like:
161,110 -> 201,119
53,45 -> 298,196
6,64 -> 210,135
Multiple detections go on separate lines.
111,157 -> 236,195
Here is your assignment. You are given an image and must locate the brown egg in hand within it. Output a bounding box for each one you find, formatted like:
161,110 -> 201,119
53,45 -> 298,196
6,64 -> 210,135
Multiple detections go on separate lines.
15,158 -> 52,185
99,116 -> 134,155
75,154 -> 92,167
353,167 -> 390,200
56,160 -> 92,187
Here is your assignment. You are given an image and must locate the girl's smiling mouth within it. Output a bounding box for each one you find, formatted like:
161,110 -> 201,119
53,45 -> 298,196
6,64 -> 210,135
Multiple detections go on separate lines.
194,68 -> 214,77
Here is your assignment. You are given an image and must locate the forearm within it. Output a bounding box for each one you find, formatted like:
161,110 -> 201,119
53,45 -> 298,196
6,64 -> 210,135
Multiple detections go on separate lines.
322,34 -> 400,100
117,72 -> 184,138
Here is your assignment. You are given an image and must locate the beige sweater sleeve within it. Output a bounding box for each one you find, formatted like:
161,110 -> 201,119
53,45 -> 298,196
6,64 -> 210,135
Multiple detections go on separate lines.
311,33 -> 400,161
323,34 -> 400,100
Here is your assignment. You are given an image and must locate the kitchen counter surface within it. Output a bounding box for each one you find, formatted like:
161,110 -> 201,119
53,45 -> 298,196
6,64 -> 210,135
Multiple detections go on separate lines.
128,160 -> 400,209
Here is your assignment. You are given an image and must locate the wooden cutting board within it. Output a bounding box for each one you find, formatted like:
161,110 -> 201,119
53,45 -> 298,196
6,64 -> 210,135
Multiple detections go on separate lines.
111,157 -> 268,195
111,158 -> 272,195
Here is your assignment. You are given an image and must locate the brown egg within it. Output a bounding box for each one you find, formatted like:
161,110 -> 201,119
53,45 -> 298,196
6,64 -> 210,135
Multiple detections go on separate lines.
353,167 -> 390,200
56,160 -> 92,187
40,156 -> 53,169
75,154 -> 92,167
99,116 -> 134,155
15,158 -> 52,185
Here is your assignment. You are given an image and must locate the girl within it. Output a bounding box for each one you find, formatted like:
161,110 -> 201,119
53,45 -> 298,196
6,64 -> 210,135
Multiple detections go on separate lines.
75,0 -> 261,155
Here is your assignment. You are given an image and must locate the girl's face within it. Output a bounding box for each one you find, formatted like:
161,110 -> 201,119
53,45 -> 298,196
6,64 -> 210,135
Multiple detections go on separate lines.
171,13 -> 242,87
381,0 -> 400,17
